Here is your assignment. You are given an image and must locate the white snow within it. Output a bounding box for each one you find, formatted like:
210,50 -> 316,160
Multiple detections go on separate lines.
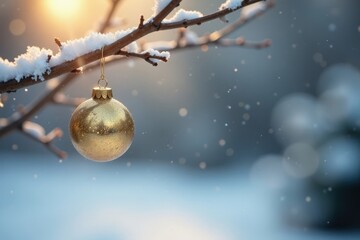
241,2 -> 267,18
50,28 -> 137,66
219,0 -> 244,10
149,1 -> 204,24
153,0 -> 172,15
0,28 -> 138,83
126,41 -> 139,53
142,49 -> 170,63
163,9 -> 204,23
0,47 -> 52,82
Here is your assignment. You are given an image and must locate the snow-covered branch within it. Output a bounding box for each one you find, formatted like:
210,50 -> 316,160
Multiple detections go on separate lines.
0,0 -> 266,94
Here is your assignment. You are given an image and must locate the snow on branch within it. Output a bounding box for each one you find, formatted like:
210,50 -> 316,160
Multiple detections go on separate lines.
163,9 -> 204,23
51,29 -> 138,65
153,0 -> 173,15
0,47 -> 52,82
152,0 -> 182,26
150,0 -> 264,31
142,49 -> 170,60
241,1 -> 267,19
219,0 -> 247,10
0,29 -> 138,83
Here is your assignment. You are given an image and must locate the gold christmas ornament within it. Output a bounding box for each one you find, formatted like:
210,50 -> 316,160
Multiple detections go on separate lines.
69,47 -> 134,162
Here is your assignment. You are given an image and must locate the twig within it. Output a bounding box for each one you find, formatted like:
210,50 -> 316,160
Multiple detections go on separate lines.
70,68 -> 83,74
138,15 -> 145,29
54,37 -> 62,48
20,124 -> 67,159
116,50 -> 168,66
218,38 -> 271,48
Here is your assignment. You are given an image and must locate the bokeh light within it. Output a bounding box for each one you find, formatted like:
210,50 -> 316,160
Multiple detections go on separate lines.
272,93 -> 327,146
250,154 -> 287,190
283,142 -> 320,178
9,18 -> 26,36
317,137 -> 360,185
318,64 -> 360,127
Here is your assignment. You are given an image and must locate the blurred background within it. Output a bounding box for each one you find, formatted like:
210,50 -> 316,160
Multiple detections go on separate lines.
1,0 -> 360,239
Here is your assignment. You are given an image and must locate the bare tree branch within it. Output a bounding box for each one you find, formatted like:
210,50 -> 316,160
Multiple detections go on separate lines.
54,37 -> 62,48
20,123 -> 67,159
116,50 -> 168,66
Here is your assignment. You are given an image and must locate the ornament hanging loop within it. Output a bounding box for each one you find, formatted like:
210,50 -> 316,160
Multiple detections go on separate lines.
98,47 -> 108,89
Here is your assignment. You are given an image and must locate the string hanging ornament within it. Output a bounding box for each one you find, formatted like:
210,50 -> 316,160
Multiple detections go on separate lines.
69,47 -> 135,162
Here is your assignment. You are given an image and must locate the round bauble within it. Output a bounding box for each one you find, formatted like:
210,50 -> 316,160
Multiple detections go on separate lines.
69,87 -> 134,162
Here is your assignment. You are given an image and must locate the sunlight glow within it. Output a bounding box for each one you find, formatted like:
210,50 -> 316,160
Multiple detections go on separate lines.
46,0 -> 82,19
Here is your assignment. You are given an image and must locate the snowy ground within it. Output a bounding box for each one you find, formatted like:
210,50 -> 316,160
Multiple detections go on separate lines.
0,153 -> 359,240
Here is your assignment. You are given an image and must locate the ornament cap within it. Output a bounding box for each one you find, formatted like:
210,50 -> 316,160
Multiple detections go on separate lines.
92,87 -> 113,99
